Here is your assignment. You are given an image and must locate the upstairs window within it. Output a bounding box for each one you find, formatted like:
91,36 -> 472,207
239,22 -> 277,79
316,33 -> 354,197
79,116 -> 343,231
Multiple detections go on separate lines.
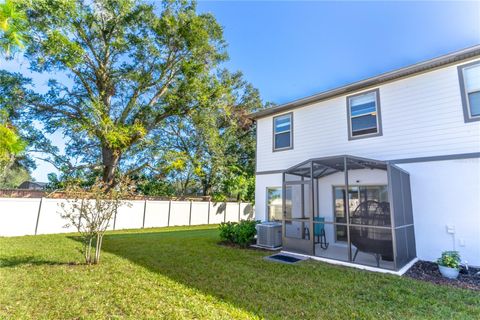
273,113 -> 293,151
347,89 -> 382,139
458,61 -> 480,122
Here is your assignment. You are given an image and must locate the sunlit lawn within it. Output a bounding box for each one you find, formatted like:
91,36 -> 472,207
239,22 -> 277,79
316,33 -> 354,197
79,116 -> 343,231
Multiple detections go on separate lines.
1,225 -> 479,319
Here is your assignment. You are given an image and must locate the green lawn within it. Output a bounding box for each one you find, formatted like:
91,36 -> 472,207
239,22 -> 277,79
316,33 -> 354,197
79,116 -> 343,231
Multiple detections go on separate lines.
1,226 -> 479,319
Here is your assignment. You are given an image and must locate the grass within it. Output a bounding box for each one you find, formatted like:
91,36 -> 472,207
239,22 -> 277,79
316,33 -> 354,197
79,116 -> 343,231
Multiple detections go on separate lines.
1,226 -> 479,319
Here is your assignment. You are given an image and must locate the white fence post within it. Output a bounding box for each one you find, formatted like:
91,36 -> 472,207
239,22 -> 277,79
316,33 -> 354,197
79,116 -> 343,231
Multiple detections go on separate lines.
113,208 -> 117,230
78,199 -> 84,227
167,200 -> 172,227
223,202 -> 226,223
34,197 -> 43,235
188,200 -> 192,226
238,202 -> 241,222
142,199 -> 147,228
207,200 -> 211,224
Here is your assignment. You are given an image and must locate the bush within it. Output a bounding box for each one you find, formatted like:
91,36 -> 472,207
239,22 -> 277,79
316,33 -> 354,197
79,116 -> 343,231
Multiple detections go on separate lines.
218,220 -> 259,248
437,251 -> 461,269
218,222 -> 236,243
234,220 -> 258,248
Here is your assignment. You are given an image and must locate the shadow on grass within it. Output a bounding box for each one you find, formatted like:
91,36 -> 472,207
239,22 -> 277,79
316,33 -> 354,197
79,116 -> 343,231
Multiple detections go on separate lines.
0,256 -> 81,268
91,227 -> 282,318
67,227 -> 480,319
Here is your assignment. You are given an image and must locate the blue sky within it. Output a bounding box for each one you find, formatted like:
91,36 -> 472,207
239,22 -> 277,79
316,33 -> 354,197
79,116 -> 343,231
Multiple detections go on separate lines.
197,1 -> 479,103
3,1 -> 479,181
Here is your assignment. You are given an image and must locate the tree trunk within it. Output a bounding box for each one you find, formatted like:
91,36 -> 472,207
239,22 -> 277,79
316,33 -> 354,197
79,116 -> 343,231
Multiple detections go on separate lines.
86,237 -> 93,264
94,233 -> 103,264
202,179 -> 211,196
102,147 -> 121,187
98,234 -> 103,263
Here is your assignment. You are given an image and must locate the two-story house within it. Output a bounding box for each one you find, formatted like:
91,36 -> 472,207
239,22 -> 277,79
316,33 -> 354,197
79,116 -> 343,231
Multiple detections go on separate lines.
250,45 -> 480,273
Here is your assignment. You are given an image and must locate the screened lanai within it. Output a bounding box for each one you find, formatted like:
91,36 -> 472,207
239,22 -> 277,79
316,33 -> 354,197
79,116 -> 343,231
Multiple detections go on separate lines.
282,155 -> 416,271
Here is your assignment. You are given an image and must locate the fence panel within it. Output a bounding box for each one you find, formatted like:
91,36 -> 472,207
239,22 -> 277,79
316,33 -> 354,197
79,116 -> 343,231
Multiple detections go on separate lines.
0,198 -> 40,236
36,199 -> 78,235
190,201 -> 209,225
144,200 -> 170,228
0,198 -> 253,236
114,200 -> 145,230
209,202 -> 226,224
240,203 -> 255,221
225,202 -> 240,222
169,201 -> 190,226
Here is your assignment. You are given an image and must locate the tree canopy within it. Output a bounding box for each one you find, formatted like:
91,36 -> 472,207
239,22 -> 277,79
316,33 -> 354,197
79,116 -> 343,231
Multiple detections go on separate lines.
0,0 -> 29,185
15,0 -> 229,187
0,0 -> 264,200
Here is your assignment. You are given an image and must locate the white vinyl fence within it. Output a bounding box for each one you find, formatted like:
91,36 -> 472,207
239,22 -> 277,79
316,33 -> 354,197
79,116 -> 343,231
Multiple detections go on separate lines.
0,198 -> 254,237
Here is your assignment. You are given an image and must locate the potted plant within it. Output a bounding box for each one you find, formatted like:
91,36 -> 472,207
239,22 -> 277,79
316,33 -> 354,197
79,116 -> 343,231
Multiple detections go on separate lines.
437,251 -> 461,279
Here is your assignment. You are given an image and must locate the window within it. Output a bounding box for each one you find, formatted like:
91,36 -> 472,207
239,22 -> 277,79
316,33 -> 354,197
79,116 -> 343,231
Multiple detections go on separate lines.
273,113 -> 292,150
347,89 -> 382,139
266,187 -> 282,221
458,61 -> 480,122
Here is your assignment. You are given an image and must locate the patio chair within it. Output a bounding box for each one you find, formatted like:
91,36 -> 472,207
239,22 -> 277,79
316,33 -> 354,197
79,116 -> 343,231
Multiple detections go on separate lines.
350,200 -> 393,267
304,217 -> 329,249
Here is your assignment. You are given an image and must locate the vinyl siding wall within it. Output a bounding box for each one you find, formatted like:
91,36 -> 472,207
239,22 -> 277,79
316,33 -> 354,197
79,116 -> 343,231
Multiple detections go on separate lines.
256,58 -> 480,172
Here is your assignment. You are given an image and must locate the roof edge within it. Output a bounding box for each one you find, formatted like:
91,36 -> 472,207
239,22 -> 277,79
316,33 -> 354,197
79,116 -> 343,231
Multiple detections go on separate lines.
250,45 -> 480,120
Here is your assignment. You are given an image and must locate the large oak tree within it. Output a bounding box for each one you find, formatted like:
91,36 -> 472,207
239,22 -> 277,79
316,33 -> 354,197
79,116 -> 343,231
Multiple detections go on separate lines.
14,0 -> 228,187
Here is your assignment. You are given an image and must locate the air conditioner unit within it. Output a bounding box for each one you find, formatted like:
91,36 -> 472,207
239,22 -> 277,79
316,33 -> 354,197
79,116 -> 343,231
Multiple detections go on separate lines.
256,222 -> 282,248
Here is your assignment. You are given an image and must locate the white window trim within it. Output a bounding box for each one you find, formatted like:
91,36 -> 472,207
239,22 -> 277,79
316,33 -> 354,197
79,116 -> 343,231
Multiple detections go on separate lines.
346,88 -> 383,140
272,112 -> 293,151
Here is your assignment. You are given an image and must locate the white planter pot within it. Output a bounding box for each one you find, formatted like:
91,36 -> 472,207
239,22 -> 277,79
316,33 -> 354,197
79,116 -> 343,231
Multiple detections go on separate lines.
438,265 -> 460,279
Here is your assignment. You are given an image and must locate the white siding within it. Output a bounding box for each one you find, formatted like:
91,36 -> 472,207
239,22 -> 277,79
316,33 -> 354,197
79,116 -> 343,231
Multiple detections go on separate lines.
397,159 -> 480,266
256,58 -> 480,172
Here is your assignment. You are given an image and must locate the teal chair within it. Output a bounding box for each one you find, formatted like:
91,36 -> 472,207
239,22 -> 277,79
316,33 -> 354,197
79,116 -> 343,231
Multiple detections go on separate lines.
315,217 -> 329,249
304,217 -> 329,249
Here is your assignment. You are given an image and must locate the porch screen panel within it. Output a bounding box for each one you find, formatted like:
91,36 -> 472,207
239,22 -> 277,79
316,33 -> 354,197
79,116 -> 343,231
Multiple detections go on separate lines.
402,173 -> 414,225
388,164 -> 416,269
285,184 -> 310,219
405,225 -> 417,262
394,227 -> 408,268
390,167 -> 406,227
394,226 -> 416,268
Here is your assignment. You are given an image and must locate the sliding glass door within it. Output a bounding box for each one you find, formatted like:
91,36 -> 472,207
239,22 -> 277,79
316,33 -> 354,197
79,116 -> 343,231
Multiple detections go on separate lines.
334,186 -> 388,242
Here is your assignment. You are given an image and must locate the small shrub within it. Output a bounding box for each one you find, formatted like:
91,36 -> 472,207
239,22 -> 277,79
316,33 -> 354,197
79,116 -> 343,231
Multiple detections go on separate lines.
218,220 -> 259,248
219,222 -> 236,243
60,177 -> 135,265
234,220 -> 258,248
437,251 -> 461,269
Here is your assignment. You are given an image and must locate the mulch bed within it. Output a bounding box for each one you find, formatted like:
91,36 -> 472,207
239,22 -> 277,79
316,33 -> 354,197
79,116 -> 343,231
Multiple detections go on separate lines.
405,261 -> 480,291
